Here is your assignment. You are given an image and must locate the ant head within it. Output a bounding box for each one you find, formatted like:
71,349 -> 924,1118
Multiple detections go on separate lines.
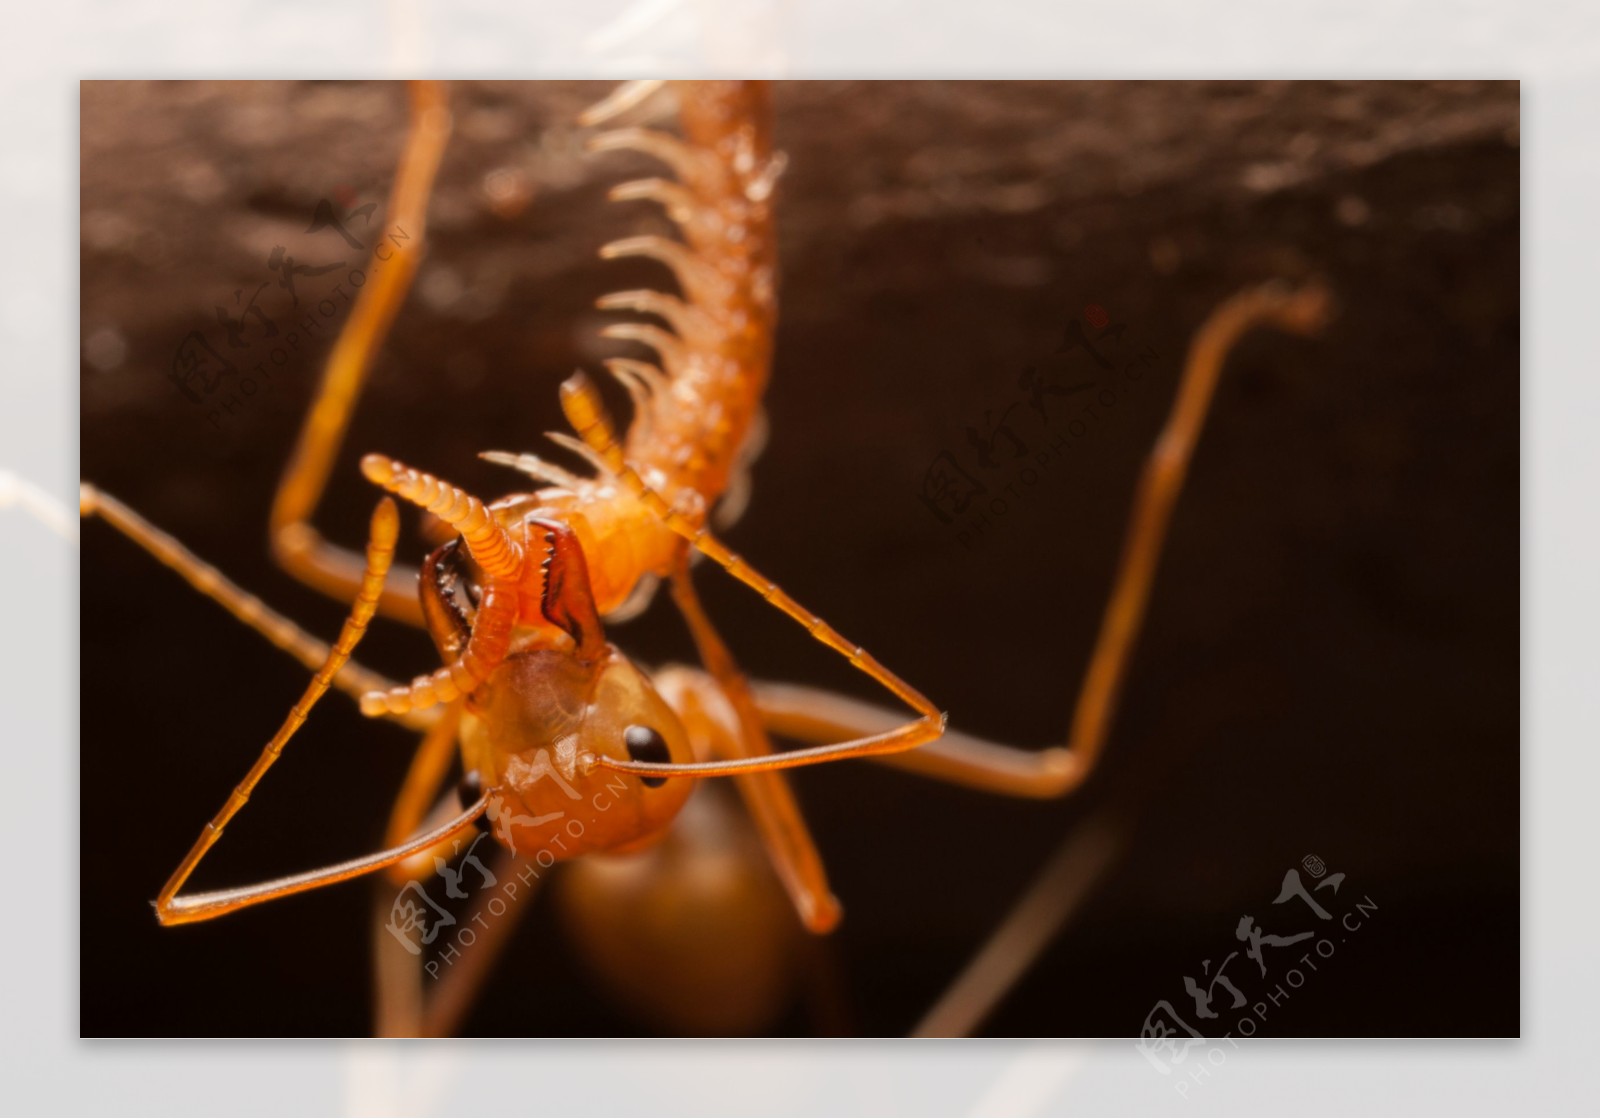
421,519 -> 696,861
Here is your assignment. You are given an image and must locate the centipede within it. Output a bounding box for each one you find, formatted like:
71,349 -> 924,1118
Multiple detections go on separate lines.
80,79 -> 1330,1037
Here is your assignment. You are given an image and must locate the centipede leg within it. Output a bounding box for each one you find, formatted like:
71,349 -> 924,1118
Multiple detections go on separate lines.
269,79 -> 452,628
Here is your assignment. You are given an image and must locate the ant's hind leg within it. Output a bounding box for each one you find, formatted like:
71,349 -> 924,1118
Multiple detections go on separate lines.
373,841 -> 541,1038
269,80 -> 451,627
371,705 -> 549,1038
910,280 -> 1334,1035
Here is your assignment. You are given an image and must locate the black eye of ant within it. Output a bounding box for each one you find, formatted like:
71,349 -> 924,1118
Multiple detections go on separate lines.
624,725 -> 670,787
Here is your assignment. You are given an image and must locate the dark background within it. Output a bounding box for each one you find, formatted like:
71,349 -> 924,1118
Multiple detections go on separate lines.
80,80 -> 1518,1037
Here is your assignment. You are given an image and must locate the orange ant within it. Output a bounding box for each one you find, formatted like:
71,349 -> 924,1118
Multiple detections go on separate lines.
80,80 -> 1329,1035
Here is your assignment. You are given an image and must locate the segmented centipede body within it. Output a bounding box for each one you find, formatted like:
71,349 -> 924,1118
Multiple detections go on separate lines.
358,80 -> 786,717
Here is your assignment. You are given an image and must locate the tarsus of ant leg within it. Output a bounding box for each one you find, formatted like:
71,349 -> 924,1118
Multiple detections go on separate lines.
269,79 -> 451,627
79,483 -> 434,733
913,279 -> 1331,1036
153,498 -> 471,925
559,372 -> 947,778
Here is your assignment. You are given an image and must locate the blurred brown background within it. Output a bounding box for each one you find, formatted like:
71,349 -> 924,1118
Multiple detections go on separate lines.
80,80 -> 1518,1037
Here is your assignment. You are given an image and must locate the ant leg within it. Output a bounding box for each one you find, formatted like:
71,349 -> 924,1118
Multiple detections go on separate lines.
269,80 -> 451,627
558,375 -> 946,779
381,702 -> 465,872
911,809 -> 1125,1037
909,280 -> 1333,1035
749,680 -> 1080,799
371,709 -> 464,1039
373,839 -> 541,1038
370,707 -> 549,1039
80,482 -> 434,733
159,792 -> 487,926
733,281 -> 1334,798
420,847 -> 539,1038
658,552 -> 843,933
151,498 -> 490,925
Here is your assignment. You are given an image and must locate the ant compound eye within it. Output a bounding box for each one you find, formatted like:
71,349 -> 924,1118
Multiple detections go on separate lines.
624,725 -> 670,788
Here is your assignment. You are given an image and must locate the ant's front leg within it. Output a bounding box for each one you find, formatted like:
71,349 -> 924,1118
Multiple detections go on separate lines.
80,482 -> 435,732
269,80 -> 450,628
